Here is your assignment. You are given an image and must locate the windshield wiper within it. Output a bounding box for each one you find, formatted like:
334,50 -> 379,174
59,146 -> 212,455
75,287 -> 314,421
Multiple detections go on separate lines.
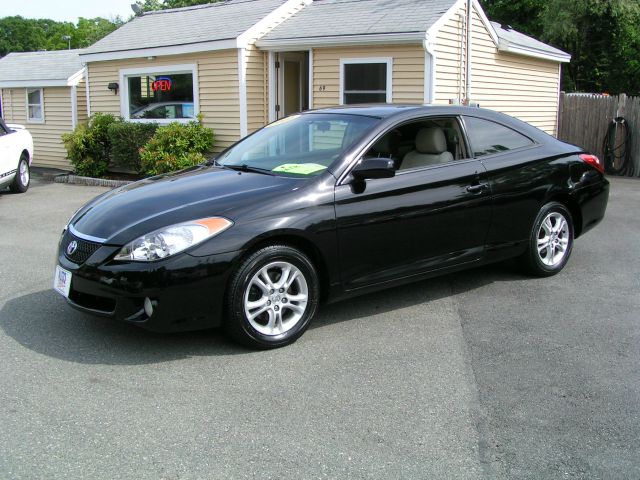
224,164 -> 275,176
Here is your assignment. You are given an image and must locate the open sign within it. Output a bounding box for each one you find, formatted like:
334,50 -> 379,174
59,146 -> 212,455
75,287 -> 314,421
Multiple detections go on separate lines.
152,77 -> 172,92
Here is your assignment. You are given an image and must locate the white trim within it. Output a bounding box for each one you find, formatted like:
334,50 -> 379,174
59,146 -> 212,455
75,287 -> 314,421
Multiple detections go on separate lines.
308,48 -> 314,110
25,88 -> 45,124
257,32 -> 424,50
118,63 -> 200,123
66,68 -> 86,87
85,66 -> 91,117
237,0 -> 312,48
423,48 -> 435,104
238,48 -> 248,137
80,39 -> 237,63
0,88 -> 3,118
497,41 -> 571,63
0,79 -> 68,88
465,0 -> 472,101
470,0 -> 500,46
71,85 -> 78,129
339,58 -> 393,106
268,51 -> 276,122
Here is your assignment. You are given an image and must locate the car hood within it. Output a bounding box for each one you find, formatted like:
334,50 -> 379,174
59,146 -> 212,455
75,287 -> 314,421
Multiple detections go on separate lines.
71,166 -> 300,245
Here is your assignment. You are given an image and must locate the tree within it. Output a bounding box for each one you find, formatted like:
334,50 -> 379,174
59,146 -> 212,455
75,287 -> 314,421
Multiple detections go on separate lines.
0,16 -> 123,57
480,0 -> 640,94
133,0 -> 223,13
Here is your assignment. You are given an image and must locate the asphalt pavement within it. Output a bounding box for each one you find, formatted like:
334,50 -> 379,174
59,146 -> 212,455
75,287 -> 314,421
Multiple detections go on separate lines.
0,175 -> 638,479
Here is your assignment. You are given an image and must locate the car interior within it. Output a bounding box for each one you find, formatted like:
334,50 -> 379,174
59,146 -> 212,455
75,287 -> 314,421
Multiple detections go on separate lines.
365,117 -> 468,170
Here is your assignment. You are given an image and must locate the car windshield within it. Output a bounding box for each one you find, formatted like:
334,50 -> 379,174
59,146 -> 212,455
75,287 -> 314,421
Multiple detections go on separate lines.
216,113 -> 380,177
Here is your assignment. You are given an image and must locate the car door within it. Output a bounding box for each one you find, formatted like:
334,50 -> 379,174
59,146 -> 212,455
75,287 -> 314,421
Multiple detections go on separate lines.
334,116 -> 492,291
0,122 -> 13,179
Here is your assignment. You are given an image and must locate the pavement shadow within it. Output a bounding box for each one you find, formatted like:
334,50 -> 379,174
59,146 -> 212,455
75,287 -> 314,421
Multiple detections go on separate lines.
0,262 -> 527,365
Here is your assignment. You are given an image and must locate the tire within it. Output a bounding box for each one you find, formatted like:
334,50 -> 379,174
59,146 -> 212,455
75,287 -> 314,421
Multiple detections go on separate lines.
9,154 -> 30,193
225,245 -> 320,349
521,201 -> 574,277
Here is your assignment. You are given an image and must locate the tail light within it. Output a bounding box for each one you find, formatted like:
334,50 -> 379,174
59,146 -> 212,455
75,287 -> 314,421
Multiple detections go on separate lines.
580,154 -> 604,174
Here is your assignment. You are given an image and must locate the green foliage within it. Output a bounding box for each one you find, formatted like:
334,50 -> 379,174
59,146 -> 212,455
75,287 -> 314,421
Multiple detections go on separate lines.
139,121 -> 215,176
107,122 -> 159,173
480,0 -> 640,94
62,113 -> 120,177
0,16 -> 122,56
133,0 -> 223,13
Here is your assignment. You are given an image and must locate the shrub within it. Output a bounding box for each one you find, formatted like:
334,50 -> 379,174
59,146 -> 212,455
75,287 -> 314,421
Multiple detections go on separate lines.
108,122 -> 158,173
140,120 -> 215,176
62,113 -> 120,177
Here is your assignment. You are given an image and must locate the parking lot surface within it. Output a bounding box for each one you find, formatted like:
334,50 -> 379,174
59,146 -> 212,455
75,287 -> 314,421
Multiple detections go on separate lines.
0,176 -> 638,479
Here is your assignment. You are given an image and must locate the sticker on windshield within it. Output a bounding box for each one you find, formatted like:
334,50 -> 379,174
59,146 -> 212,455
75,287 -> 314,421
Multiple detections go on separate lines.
273,163 -> 328,175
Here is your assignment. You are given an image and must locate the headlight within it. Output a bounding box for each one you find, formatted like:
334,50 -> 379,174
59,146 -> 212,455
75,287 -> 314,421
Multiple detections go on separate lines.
114,217 -> 233,262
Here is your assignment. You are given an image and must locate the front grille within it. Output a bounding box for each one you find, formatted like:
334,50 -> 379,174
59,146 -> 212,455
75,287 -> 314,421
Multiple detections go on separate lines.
62,230 -> 101,265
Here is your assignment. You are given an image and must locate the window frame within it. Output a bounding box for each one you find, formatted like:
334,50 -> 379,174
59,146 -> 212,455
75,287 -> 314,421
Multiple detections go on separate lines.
339,58 -> 393,106
25,88 -> 45,124
461,115 -> 538,159
119,63 -> 199,124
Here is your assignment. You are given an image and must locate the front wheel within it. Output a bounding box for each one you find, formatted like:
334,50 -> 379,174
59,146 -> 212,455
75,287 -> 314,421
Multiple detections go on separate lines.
9,154 -> 30,193
521,202 -> 574,276
225,245 -> 320,349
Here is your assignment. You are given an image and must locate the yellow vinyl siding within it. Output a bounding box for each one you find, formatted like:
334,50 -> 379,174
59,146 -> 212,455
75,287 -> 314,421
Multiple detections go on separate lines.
76,80 -> 88,124
245,46 -> 268,133
469,6 -> 560,134
433,3 -> 561,135
312,45 -> 425,109
433,3 -> 467,104
1,87 -> 73,169
86,50 -> 241,152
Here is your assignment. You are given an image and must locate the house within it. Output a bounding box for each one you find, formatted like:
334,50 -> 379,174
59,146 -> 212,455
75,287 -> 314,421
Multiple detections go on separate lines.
1,0 -> 570,169
0,50 -> 87,169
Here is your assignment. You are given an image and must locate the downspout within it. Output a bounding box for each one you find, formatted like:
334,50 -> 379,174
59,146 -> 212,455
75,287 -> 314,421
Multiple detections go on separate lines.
465,0 -> 472,104
423,36 -> 436,104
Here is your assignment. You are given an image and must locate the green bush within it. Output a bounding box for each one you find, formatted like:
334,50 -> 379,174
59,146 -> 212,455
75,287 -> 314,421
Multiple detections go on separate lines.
62,113 -> 120,177
108,122 -> 158,173
140,120 -> 215,176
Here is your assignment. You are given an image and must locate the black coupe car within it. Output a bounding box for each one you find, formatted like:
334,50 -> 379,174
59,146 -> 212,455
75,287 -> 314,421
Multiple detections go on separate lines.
54,105 -> 609,348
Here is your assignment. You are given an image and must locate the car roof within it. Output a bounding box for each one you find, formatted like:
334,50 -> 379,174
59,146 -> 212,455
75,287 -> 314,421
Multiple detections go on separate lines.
302,104 -> 554,142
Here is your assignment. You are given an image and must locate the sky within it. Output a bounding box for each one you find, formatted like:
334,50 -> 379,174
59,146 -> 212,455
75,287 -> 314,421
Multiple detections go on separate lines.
0,0 -> 136,23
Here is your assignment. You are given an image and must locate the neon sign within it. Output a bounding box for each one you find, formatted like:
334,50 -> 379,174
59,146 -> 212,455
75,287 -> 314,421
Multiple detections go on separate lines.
152,77 -> 172,92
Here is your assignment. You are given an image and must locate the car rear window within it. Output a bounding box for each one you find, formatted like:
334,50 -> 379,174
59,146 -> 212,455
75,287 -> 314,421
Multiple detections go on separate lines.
464,116 -> 534,157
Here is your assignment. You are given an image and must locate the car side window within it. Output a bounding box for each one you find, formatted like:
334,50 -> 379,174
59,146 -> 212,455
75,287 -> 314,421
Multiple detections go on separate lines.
463,116 -> 534,157
364,117 -> 469,171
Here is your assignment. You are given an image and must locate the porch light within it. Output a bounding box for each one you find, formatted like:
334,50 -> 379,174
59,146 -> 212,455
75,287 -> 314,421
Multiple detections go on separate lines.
107,82 -> 119,94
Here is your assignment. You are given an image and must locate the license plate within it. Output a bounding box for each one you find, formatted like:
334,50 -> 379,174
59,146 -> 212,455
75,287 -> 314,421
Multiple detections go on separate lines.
53,265 -> 72,298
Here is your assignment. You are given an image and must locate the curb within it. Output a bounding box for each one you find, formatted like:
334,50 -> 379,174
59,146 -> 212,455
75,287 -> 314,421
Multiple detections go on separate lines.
53,174 -> 133,188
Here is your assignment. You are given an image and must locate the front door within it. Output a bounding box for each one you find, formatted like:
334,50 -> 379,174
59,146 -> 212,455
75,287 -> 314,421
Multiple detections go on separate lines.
275,52 -> 309,119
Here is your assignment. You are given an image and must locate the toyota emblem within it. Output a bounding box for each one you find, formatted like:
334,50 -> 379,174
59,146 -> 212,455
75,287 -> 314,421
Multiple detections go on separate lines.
67,240 -> 78,255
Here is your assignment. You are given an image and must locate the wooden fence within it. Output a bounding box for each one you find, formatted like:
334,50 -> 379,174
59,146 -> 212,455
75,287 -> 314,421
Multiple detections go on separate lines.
557,93 -> 640,177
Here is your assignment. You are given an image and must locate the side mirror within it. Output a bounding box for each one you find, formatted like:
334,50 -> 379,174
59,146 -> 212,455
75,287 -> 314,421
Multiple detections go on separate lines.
351,158 -> 395,180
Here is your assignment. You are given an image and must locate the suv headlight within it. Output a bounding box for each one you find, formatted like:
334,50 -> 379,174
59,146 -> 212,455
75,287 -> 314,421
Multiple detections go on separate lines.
114,217 -> 233,262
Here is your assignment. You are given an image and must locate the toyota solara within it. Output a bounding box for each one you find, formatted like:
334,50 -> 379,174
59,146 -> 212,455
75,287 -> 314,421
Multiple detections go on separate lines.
54,105 -> 609,348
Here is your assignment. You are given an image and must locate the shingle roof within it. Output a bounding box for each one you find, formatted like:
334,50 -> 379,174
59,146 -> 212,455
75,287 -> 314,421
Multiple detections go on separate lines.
491,22 -> 570,59
259,0 -> 457,42
0,49 -> 85,86
83,0 -> 287,55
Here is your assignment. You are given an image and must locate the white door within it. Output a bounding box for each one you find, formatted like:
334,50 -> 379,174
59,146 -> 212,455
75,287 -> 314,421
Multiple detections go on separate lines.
276,52 -> 308,119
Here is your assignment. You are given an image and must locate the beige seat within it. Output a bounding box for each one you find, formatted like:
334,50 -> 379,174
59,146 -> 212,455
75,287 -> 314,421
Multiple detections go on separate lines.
400,127 -> 453,170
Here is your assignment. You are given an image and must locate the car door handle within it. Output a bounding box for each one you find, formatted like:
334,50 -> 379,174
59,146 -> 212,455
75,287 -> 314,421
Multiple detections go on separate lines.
466,183 -> 489,194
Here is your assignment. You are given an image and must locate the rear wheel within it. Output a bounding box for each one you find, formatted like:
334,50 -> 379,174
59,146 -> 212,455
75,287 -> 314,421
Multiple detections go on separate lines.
225,245 -> 320,349
521,202 -> 574,276
9,154 -> 30,193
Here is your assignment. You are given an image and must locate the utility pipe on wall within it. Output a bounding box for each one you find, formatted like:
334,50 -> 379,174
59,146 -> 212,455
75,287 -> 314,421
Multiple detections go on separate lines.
465,0 -> 472,104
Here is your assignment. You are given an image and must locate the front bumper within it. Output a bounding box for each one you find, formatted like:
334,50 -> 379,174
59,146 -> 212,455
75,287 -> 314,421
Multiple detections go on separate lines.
56,237 -> 241,332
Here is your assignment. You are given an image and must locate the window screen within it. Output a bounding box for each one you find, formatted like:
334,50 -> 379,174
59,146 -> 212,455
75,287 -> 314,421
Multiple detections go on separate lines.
343,62 -> 388,104
464,116 -> 534,157
27,88 -> 44,122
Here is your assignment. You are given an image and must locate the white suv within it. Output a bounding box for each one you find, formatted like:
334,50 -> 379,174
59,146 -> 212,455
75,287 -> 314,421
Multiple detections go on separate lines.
0,118 -> 34,193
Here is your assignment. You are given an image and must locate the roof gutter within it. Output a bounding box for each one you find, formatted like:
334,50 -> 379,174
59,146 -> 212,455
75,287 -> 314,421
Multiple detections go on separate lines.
498,40 -> 571,63
256,32 -> 424,51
